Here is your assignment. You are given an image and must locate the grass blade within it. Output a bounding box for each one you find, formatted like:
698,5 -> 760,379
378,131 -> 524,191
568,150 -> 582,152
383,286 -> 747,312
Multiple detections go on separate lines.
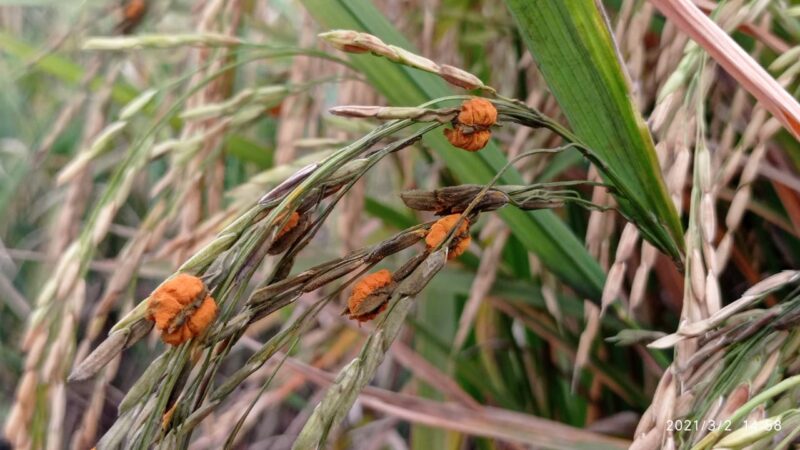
504,0 -> 685,260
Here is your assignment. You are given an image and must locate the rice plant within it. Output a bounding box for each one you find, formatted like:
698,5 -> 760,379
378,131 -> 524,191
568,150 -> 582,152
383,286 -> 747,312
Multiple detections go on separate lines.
1,1 -> 799,449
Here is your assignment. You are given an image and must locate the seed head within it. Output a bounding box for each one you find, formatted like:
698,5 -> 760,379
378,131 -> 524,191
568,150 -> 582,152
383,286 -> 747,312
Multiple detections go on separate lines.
345,269 -> 395,323
146,274 -> 217,345
425,214 -> 471,260
439,64 -> 485,90
400,185 -> 508,214
319,30 -> 388,56
319,30 -> 488,91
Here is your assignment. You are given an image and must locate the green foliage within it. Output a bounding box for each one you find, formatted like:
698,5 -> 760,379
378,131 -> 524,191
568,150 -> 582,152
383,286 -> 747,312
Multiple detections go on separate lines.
504,0 -> 684,260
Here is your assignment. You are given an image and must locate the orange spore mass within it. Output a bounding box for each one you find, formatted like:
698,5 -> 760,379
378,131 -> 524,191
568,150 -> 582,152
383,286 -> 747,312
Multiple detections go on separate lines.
146,273 -> 218,346
457,98 -> 497,128
347,269 -> 393,322
444,98 -> 497,152
124,0 -> 146,20
444,128 -> 491,152
425,214 -> 471,260
276,211 -> 300,239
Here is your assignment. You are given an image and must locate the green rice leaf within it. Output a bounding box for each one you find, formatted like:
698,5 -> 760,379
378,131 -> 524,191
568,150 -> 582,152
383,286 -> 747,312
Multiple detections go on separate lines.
504,0 -> 685,262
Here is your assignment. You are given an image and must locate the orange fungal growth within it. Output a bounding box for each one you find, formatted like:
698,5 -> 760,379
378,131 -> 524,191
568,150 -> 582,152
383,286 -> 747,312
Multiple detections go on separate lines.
124,0 -> 146,21
268,211 -> 305,255
162,403 -> 178,430
276,211 -> 300,239
444,98 -> 497,152
345,269 -> 395,323
457,97 -> 497,128
425,214 -> 471,260
444,128 -> 491,152
117,0 -> 148,34
146,273 -> 218,346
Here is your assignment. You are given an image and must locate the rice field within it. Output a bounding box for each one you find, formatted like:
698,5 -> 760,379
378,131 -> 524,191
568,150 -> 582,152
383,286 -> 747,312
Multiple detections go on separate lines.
1,1 -> 800,449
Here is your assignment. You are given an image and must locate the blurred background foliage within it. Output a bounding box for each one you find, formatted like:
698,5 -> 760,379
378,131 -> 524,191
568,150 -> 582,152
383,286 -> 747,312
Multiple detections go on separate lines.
1,0 -> 799,448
